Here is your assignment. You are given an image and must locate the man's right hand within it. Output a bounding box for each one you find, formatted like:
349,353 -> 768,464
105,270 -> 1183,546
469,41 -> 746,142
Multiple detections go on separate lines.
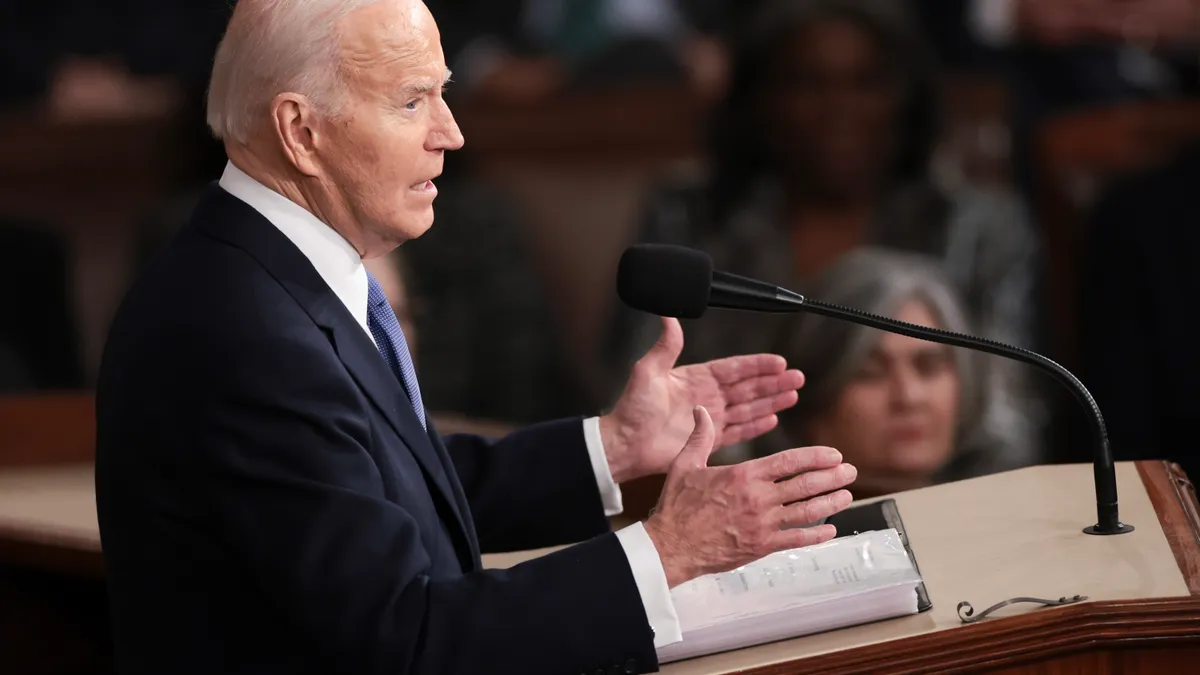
644,406 -> 857,588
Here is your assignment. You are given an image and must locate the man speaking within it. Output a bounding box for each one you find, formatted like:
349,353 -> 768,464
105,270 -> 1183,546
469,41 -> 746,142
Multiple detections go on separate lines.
94,1 -> 857,673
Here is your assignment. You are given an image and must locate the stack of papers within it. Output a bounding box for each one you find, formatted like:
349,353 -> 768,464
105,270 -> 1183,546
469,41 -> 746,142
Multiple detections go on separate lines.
658,528 -> 923,663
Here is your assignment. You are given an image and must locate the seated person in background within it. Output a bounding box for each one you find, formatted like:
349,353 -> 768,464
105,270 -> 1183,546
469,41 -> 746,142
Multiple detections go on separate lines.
0,225 -> 82,391
365,242 -> 527,438
401,174 -> 593,424
968,0 -> 1200,199
610,0 -> 1046,453
764,249 -> 1038,492
431,0 -> 730,101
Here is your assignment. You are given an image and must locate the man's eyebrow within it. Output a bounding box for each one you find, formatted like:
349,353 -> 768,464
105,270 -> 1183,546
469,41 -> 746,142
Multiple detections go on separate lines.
402,69 -> 454,96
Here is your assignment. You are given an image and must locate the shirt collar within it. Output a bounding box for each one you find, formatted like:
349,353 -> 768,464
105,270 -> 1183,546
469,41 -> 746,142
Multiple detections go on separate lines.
217,161 -> 370,335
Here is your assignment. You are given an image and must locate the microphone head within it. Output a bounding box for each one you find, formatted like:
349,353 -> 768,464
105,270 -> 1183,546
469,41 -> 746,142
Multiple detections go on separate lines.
616,244 -> 712,319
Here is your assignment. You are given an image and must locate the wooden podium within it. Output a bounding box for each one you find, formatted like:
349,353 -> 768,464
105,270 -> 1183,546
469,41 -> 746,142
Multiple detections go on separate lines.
483,461 -> 1200,674
1,460 -> 1198,674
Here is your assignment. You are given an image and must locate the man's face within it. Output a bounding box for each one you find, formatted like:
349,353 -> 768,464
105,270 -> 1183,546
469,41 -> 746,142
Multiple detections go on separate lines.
317,0 -> 463,253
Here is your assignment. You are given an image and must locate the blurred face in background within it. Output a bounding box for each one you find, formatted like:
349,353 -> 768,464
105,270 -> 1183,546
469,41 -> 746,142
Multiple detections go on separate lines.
807,300 -> 960,478
759,15 -> 902,200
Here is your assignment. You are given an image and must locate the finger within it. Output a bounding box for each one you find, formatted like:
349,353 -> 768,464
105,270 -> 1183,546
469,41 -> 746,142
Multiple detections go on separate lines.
720,391 -> 798,426
777,489 -> 854,529
643,317 -> 684,371
777,485 -> 854,528
674,406 -> 716,471
717,415 -> 779,448
775,464 -> 858,504
768,523 -> 838,552
706,354 -> 788,384
748,445 -> 843,482
721,370 -> 805,406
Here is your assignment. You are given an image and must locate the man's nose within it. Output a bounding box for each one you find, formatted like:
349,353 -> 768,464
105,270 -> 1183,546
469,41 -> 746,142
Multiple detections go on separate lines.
429,98 -> 464,151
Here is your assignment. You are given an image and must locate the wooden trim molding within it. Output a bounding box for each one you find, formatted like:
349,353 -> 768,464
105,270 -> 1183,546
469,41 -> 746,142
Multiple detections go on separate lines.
719,461 -> 1200,674
733,597 -> 1200,675
1138,460 -> 1200,595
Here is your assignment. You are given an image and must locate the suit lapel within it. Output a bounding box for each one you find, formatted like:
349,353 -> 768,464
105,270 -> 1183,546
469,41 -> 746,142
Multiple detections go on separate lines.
324,319 -> 472,540
192,185 -> 474,557
425,418 -> 482,568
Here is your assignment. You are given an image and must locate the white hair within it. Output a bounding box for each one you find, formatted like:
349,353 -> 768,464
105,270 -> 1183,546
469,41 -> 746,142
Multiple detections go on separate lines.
206,0 -> 383,143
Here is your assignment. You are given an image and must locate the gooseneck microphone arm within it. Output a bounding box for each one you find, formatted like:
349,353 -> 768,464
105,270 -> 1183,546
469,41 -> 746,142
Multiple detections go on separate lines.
709,269 -> 1130,535
790,294 -> 1130,536
619,243 -> 1132,533
617,245 -> 1133,536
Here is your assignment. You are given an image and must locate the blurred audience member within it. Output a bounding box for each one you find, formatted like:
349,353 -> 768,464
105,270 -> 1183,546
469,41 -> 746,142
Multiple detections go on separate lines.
611,0 -> 1045,450
0,0 -> 233,389
431,0 -> 730,102
765,249 -> 1036,491
0,0 -> 230,125
402,179 -> 590,424
970,0 -> 1200,197
1079,145 -> 1200,482
0,225 -> 82,390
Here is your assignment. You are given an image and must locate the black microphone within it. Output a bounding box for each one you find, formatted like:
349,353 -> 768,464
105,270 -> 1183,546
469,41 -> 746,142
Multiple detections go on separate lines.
616,243 -> 1132,536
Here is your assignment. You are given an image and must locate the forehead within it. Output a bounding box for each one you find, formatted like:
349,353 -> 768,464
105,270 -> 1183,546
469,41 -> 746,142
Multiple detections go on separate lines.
338,0 -> 445,86
876,301 -> 943,354
776,17 -> 882,69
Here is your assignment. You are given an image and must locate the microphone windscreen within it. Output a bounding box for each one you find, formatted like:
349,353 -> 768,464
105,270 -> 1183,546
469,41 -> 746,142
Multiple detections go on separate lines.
616,244 -> 712,319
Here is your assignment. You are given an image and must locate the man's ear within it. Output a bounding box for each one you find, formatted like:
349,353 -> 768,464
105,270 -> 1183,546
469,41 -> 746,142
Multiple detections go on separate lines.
271,93 -> 322,177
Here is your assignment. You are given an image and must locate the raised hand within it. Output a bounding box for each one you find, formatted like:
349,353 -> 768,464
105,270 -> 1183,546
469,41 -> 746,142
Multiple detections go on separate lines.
600,317 -> 805,483
643,407 -> 857,588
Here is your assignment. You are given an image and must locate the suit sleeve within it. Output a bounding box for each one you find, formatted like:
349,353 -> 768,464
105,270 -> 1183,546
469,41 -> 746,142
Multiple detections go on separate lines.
442,419 -> 613,553
192,333 -> 659,675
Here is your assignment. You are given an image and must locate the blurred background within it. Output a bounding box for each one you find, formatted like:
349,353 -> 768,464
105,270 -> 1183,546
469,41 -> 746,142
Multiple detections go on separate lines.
2,0 -> 1199,671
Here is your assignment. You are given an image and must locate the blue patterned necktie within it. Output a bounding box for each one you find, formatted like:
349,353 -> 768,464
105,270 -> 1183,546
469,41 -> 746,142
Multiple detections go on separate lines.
366,271 -> 426,430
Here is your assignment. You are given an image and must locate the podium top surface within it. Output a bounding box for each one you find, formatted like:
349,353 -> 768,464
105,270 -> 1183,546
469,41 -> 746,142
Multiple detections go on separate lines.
484,462 -> 1197,674
656,461 -> 1191,674
1,461 -> 1197,673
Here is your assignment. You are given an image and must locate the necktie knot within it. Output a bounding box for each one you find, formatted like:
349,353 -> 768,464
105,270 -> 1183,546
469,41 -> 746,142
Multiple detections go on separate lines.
365,271 -> 426,430
367,274 -> 391,308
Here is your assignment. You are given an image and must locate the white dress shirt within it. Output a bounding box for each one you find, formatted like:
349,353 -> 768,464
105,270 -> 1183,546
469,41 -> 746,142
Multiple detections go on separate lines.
218,162 -> 682,647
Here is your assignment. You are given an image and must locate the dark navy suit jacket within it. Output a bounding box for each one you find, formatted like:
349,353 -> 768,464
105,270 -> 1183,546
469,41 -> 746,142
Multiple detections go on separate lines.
94,185 -> 658,674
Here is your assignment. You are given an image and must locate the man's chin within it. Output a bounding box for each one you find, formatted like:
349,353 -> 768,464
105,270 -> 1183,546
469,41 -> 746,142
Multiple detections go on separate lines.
412,211 -> 435,238
394,210 -> 435,241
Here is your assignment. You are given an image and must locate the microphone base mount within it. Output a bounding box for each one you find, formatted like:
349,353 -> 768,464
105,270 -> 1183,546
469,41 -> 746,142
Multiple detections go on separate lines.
1083,523 -> 1135,535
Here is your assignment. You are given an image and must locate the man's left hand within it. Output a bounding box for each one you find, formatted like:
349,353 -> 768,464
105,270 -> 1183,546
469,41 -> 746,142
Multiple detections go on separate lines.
599,317 -> 804,484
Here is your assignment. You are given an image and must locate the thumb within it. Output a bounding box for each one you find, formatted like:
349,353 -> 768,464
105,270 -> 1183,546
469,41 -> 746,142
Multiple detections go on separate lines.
645,316 -> 684,371
673,406 -> 716,472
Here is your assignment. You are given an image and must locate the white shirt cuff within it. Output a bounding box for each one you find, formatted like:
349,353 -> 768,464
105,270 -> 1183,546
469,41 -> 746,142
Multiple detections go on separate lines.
615,522 -> 683,648
970,0 -> 1017,46
583,416 -> 623,517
